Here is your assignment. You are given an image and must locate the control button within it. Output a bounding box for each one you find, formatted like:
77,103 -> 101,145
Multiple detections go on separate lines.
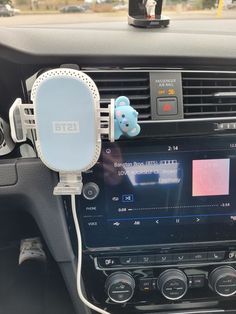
138,255 -> 155,264
132,220 -> 142,226
156,254 -> 172,264
97,257 -> 120,268
189,252 -> 207,262
209,266 -> 236,297
139,278 -> 152,292
158,269 -> 188,300
193,216 -> 207,224
108,220 -> 129,229
122,194 -> 134,202
112,196 -> 119,202
105,272 -> 135,303
84,218 -> 102,228
139,278 -> 157,292
174,218 -> 182,224
139,278 -> 157,291
228,251 -> 236,260
111,221 -> 122,227
208,251 -> 225,261
216,122 -> 236,130
120,256 -> 138,265
188,275 -> 205,288
157,98 -> 178,116
83,182 -> 100,200
85,206 -> 97,212
173,253 -> 190,263
151,278 -> 157,290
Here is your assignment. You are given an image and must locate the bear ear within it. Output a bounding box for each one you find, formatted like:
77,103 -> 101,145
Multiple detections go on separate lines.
115,96 -> 130,108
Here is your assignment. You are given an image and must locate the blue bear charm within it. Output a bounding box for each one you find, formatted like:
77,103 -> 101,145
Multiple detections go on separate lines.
114,96 -> 141,140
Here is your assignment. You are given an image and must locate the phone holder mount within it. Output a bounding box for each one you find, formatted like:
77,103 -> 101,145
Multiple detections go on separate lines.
9,68 -> 140,196
128,0 -> 170,28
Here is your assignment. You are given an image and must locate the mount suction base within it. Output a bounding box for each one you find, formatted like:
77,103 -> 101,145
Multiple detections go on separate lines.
128,15 -> 170,28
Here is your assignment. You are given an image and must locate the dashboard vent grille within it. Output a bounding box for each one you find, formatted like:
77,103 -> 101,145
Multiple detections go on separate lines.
183,72 -> 236,119
85,71 -> 151,120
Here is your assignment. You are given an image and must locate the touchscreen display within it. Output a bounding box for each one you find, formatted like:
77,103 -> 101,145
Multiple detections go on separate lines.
77,136 -> 236,250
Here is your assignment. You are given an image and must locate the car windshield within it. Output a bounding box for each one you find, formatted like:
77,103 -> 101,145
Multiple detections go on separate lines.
0,0 -> 235,26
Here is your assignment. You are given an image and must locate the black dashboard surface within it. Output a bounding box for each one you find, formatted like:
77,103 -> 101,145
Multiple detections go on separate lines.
0,20 -> 236,67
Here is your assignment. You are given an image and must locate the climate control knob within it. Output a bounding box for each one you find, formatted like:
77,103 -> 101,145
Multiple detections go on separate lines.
105,272 -> 135,303
209,266 -> 236,297
158,269 -> 188,300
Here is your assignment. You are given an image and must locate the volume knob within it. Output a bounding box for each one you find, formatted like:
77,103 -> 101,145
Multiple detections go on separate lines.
82,182 -> 100,200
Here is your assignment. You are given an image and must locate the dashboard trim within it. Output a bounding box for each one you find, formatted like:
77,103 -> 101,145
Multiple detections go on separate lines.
83,238 -> 236,253
94,258 -> 236,271
84,69 -> 236,74
140,116 -> 236,124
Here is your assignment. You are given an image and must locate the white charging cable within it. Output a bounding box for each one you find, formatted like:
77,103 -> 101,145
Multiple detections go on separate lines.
71,194 -> 111,314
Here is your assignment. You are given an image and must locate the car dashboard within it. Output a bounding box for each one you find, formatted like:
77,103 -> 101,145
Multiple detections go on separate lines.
1,19 -> 236,314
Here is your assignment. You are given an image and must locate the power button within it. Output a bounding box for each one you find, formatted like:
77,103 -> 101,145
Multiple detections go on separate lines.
83,182 -> 100,200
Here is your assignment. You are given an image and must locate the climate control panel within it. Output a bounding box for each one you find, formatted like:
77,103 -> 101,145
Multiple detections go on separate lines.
104,266 -> 236,304
81,247 -> 236,313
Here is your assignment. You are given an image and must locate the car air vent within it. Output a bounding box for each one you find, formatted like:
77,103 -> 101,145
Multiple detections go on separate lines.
183,72 -> 236,119
85,71 -> 151,120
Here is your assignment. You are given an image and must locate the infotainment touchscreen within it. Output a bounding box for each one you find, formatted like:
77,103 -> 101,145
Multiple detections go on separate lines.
77,136 -> 236,250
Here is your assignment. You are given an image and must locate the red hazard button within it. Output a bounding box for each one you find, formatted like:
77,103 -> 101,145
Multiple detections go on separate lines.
163,103 -> 173,112
157,97 -> 178,116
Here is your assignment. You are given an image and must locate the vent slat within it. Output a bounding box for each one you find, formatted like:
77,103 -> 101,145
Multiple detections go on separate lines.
139,113 -> 152,119
183,77 -> 236,81
86,71 -> 151,121
183,94 -> 217,98
100,102 -> 150,110
182,72 -> 236,119
183,86 -> 236,89
100,95 -> 150,103
132,105 -> 151,110
92,78 -> 149,83
97,86 -> 150,92
184,103 -> 236,107
183,94 -> 216,98
185,111 -> 236,117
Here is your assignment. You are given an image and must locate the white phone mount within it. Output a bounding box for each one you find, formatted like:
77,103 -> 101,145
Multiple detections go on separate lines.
9,68 -> 141,314
9,68 -> 115,195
